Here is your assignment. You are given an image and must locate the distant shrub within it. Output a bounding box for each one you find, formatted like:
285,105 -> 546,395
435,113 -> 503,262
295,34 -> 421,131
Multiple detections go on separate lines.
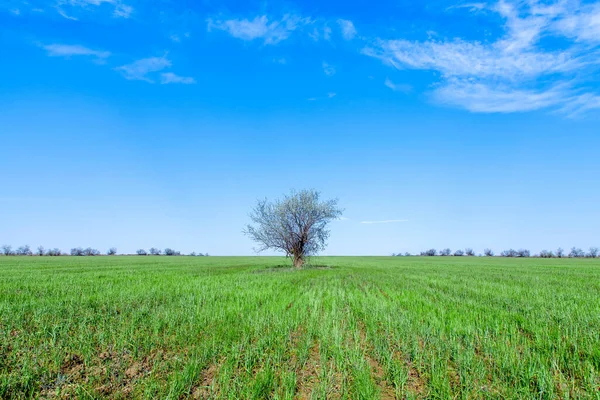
136,249 -> 147,256
440,248 -> 451,256
465,248 -> 475,256
556,247 -> 564,258
539,250 -> 554,258
569,247 -> 585,258
47,248 -> 62,256
107,247 -> 117,256
517,249 -> 530,258
587,247 -> 598,258
36,246 -> 45,256
149,248 -> 162,256
190,252 -> 197,256
16,245 -> 32,256
2,245 -> 14,256
501,249 -> 518,257
71,247 -> 84,256
484,248 -> 494,257
83,248 -> 100,256
404,252 -> 411,257
164,248 -> 181,256
454,249 -> 464,256
421,249 -> 437,256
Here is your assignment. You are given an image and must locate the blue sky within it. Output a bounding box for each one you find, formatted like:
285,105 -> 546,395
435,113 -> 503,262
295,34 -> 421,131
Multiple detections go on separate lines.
1,0 -> 599,255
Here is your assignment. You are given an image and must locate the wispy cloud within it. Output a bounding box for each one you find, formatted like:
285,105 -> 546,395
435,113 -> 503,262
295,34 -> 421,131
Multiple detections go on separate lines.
160,72 -> 196,84
308,92 -> 337,101
207,14 -> 310,45
362,0 -> 600,116
113,3 -> 131,18
309,25 -> 332,41
363,38 -> 580,80
207,13 -> 362,44
553,3 -> 600,44
56,8 -> 78,20
447,2 -> 487,12
322,61 -> 336,76
56,0 -> 133,19
361,219 -> 409,224
384,78 -> 412,93
170,33 -> 191,43
433,78 -> 569,113
337,19 -> 357,40
115,56 -> 171,82
559,93 -> 600,118
43,44 -> 110,60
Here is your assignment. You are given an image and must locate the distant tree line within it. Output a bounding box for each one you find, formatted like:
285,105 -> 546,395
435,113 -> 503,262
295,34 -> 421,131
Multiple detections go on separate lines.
393,247 -> 599,258
0,245 -> 208,257
135,248 -> 209,256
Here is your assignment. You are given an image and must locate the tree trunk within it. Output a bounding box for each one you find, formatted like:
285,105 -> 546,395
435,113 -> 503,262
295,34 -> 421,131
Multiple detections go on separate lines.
293,254 -> 304,269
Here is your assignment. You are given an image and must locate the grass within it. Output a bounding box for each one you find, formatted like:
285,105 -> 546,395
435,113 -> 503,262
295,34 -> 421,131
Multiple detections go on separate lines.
1,256 -> 599,399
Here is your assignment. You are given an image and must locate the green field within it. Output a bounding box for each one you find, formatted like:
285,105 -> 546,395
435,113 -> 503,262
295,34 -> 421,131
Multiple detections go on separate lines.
1,256 -> 599,399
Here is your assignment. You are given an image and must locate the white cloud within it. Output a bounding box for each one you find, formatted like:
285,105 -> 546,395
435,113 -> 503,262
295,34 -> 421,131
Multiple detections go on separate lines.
337,19 -> 357,40
362,0 -> 600,116
384,78 -> 412,93
322,61 -> 336,76
43,44 -> 110,59
328,92 -> 337,98
361,219 -> 409,224
115,57 -> 171,82
160,72 -> 196,84
272,57 -> 287,64
207,14 -> 309,45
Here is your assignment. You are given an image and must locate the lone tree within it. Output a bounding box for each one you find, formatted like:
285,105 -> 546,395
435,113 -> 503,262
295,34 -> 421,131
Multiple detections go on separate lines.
244,189 -> 342,268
